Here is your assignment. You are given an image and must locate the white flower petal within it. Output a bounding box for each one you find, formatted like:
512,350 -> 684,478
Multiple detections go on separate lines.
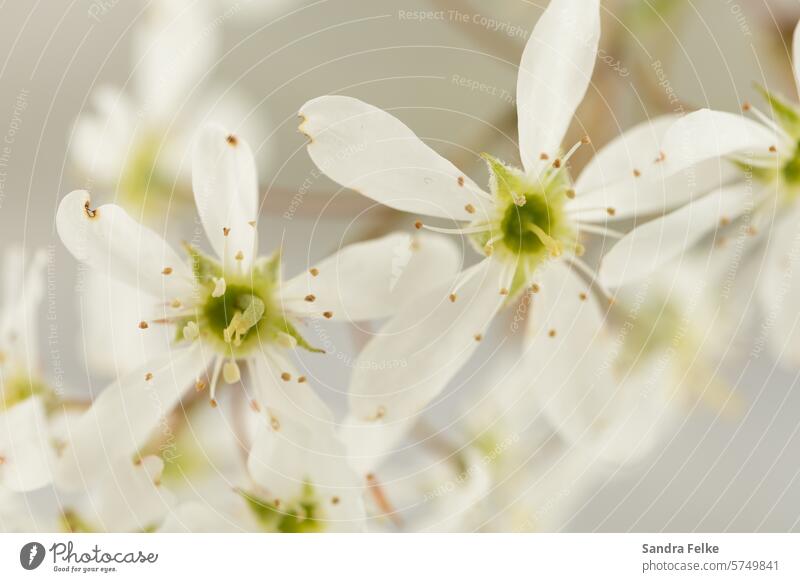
192,124 -> 259,269
56,190 -> 193,299
576,115 -> 678,191
517,0 -> 600,175
0,398 -> 55,492
570,158 -> 738,222
525,261 -> 606,344
572,114 -> 735,221
81,272 -> 174,378
280,232 -> 461,321
343,258 -> 511,471
56,346 -> 207,491
659,109 -> 779,176
599,183 -> 755,288
300,96 -> 486,220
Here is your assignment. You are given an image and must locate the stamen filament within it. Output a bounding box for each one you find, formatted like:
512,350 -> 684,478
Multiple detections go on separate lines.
209,356 -> 224,403
567,205 -> 618,218
449,262 -> 487,298
421,223 -> 492,236
568,257 -> 614,303
745,104 -> 793,146
560,136 -> 589,167
483,233 -> 505,255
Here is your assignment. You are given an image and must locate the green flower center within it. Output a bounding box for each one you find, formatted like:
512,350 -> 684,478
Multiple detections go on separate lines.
743,86 -> 800,201
179,245 -> 320,358
118,132 -> 191,218
202,284 -> 268,354
240,486 -> 324,533
613,299 -> 687,375
500,192 -> 560,255
469,154 -> 579,297
0,372 -> 50,411
782,141 -> 800,189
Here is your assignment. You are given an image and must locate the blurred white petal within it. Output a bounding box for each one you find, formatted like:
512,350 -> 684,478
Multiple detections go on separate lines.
659,109 -> 779,176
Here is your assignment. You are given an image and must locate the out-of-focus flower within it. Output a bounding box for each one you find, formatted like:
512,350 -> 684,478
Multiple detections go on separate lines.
373,353 -> 599,532
71,1 -> 261,221
155,382 -> 367,532
0,248 -> 58,493
453,365 -> 599,532
532,254 -> 742,465
300,0 -> 679,473
599,18 -> 800,368
243,398 -> 367,532
55,125 -> 459,504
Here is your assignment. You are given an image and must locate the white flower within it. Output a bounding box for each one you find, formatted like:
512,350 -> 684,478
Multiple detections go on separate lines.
71,0 -> 263,220
156,361 -> 368,532
598,17 -> 800,367
300,0 -> 666,471
55,124 -> 459,491
74,0 -> 269,379
244,385 -> 367,532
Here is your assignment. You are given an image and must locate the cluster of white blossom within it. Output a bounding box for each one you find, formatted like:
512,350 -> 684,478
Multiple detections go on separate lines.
3,0 -> 800,532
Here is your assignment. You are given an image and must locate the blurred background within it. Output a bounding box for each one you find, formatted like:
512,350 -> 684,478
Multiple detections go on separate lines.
1,0 -> 799,531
